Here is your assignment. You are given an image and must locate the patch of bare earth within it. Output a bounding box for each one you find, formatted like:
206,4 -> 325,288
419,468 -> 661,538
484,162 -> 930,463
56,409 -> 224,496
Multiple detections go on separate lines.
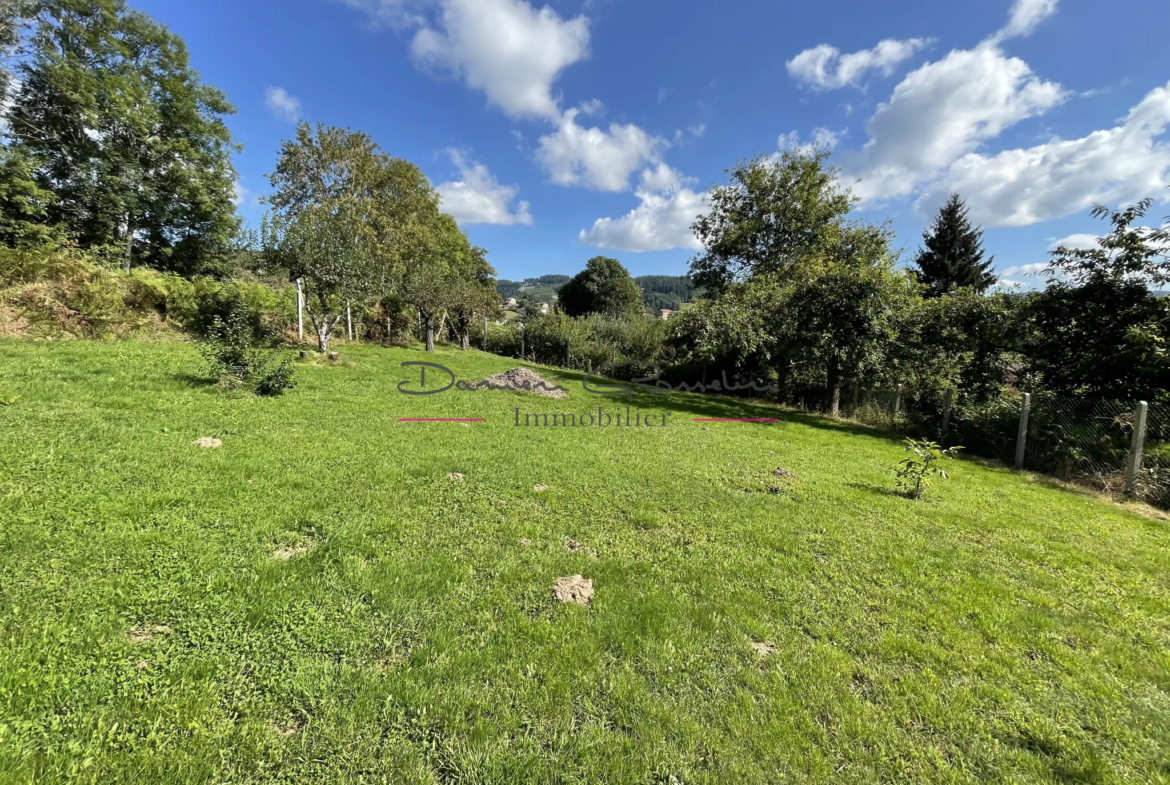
773,467 -> 795,479
552,575 -> 594,606
127,625 -> 171,643
193,437 -> 222,449
272,542 -> 316,561
273,716 -> 306,737
533,484 -> 549,492
480,368 -> 568,399
448,472 -> 465,481
751,641 -> 776,657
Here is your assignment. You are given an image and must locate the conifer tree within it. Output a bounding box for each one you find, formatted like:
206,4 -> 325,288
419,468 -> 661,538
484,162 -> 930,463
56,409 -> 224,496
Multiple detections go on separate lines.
912,193 -> 996,296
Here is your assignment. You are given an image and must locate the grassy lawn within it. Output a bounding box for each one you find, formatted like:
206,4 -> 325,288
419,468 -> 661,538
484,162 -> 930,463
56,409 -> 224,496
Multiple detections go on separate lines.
0,339 -> 1167,784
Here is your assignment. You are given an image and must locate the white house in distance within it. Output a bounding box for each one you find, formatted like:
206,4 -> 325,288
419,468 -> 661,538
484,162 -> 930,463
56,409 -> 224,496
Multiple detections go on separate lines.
504,297 -> 519,308
658,309 -> 674,320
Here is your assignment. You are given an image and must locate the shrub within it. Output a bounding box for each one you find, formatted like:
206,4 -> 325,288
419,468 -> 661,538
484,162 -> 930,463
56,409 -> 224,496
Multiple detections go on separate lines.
199,310 -> 296,396
896,438 -> 963,499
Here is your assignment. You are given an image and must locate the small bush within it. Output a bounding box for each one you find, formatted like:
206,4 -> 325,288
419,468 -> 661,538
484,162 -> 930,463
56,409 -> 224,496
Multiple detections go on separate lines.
896,438 -> 962,499
199,311 -> 296,396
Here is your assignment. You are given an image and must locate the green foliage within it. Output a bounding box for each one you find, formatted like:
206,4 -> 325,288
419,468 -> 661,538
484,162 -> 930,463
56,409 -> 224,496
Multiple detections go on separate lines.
262,122 -> 440,353
1024,200 -> 1170,401
517,311 -> 666,370
198,310 -> 296,396
558,256 -> 643,319
896,438 -> 963,499
689,148 -> 854,292
912,193 -> 996,296
8,0 -> 240,274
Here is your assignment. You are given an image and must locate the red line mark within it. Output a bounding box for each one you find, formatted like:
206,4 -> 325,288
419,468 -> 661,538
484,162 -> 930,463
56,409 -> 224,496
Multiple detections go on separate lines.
693,418 -> 779,422
399,418 -> 486,422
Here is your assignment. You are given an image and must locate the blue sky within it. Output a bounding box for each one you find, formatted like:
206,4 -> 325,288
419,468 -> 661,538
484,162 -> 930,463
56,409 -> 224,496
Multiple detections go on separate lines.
137,0 -> 1170,285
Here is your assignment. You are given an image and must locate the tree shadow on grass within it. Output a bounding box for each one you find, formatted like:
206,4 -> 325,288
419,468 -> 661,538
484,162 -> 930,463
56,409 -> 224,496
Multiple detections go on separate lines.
533,365 -> 912,447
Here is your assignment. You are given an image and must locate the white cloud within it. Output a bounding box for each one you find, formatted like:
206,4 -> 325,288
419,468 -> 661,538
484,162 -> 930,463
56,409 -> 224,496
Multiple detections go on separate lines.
435,150 -> 533,226
840,43 -> 1068,203
265,86 -> 302,123
536,108 -> 666,192
578,165 -> 709,252
1046,234 -> 1099,252
778,126 -> 845,155
1000,262 -> 1050,277
657,87 -> 667,104
232,181 -> 250,208
991,0 -> 1059,43
409,0 -> 589,120
919,81 -> 1170,226
787,38 -> 932,91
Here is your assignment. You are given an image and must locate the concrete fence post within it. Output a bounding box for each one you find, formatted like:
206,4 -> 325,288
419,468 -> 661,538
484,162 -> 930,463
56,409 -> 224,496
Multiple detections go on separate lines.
1015,393 -> 1031,470
295,279 -> 304,341
346,302 -> 353,341
566,339 -> 571,368
1126,401 -> 1149,494
520,330 -> 525,361
942,388 -> 954,435
484,316 -> 488,351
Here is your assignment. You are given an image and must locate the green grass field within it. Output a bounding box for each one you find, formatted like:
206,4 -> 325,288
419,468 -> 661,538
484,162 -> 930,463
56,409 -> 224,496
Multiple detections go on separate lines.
0,339 -> 1168,784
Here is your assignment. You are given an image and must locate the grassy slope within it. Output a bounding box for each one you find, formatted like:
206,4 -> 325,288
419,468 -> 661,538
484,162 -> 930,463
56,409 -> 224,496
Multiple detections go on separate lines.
0,339 -> 1167,784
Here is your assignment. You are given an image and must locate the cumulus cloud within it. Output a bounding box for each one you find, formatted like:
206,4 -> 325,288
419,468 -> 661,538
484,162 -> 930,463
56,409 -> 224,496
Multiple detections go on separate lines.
265,87 -> 302,123
435,150 -> 532,226
919,81 -> 1170,226
578,164 -> 709,252
777,127 -> 845,155
787,38 -> 932,91
408,0 -> 589,120
839,43 -> 1068,203
1000,261 -> 1051,278
991,0 -> 1060,43
536,108 -> 666,192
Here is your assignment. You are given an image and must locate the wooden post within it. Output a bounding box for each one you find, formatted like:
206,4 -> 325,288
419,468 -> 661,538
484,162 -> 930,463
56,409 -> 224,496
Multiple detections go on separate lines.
942,388 -> 954,434
894,384 -> 902,417
520,330 -> 525,361
346,302 -> 353,341
566,338 -> 571,368
1014,393 -> 1031,471
483,316 -> 488,351
1126,401 -> 1149,494
295,279 -> 304,341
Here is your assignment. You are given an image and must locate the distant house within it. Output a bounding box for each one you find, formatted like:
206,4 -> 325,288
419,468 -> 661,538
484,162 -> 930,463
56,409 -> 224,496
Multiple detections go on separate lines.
504,297 -> 519,308
657,309 -> 674,320
539,302 -> 550,315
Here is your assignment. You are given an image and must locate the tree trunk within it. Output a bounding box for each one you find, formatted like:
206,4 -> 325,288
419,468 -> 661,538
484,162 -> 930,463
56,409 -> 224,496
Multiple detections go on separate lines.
826,369 -> 843,417
123,217 -> 134,273
317,322 -> 330,354
424,314 -> 435,352
461,330 -> 470,350
776,357 -> 791,404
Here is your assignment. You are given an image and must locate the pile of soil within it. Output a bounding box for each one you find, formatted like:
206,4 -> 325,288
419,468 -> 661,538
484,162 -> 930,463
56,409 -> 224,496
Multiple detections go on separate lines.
552,575 -> 594,606
480,368 -> 567,399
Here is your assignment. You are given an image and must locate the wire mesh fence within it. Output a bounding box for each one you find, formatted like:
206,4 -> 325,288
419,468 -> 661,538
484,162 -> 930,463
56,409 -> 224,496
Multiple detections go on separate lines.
843,386 -> 916,431
1021,396 -> 1134,494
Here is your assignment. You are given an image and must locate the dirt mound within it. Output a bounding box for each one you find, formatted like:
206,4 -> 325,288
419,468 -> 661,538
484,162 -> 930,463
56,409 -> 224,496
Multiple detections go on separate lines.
127,625 -> 171,643
751,641 -> 776,657
552,575 -> 594,606
193,437 -> 222,449
481,368 -> 567,399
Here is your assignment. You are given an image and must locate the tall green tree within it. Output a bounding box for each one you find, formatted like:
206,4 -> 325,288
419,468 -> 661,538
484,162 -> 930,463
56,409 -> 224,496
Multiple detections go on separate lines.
262,122 -> 439,354
912,193 -> 996,296
558,255 -> 643,318
449,245 -> 498,350
1023,198 -> 1170,401
689,148 -> 854,293
398,212 -> 474,352
7,0 -> 239,272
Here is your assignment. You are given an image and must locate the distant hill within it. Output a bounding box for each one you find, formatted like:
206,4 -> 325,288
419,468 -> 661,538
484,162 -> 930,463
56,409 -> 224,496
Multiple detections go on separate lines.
497,273 -> 700,311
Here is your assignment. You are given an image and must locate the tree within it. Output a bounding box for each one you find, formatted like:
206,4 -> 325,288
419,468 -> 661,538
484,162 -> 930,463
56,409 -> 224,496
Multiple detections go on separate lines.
788,224 -> 909,415
450,245 -> 498,350
398,212 -> 475,352
1023,198 -> 1170,401
262,123 -> 438,354
558,256 -> 643,318
7,0 -> 240,272
912,193 -> 996,296
689,148 -> 854,293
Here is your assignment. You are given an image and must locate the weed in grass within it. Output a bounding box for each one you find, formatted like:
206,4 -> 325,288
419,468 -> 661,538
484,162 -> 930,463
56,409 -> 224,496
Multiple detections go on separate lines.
630,501 -> 662,530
